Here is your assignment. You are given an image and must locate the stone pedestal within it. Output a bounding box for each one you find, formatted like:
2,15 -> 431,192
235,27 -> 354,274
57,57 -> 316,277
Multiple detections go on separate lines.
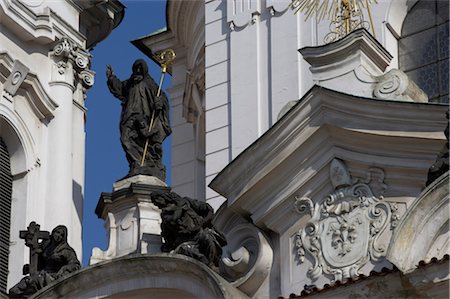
90,175 -> 169,265
299,28 -> 428,102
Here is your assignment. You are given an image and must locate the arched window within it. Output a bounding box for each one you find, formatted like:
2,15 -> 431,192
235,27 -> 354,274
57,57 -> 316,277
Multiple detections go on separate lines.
398,0 -> 449,103
0,137 -> 12,293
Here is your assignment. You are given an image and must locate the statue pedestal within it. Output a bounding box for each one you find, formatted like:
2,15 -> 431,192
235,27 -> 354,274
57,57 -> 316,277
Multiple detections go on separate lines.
90,175 -> 169,265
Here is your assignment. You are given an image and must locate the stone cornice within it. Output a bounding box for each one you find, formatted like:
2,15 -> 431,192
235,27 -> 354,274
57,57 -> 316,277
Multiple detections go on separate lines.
0,0 -> 85,45
0,0 -> 124,48
95,183 -> 170,219
78,0 -> 125,48
209,86 -> 448,232
131,0 -> 204,74
33,254 -> 250,299
300,29 -> 393,73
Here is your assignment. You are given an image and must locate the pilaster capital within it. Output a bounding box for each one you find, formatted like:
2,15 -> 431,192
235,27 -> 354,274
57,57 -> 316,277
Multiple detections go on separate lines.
50,37 -> 94,91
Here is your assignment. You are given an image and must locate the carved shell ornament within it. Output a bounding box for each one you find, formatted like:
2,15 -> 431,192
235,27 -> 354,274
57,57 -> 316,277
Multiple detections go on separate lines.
293,159 -> 396,282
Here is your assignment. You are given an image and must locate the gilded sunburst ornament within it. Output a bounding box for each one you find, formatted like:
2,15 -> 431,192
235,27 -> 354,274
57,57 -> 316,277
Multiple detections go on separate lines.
290,0 -> 378,43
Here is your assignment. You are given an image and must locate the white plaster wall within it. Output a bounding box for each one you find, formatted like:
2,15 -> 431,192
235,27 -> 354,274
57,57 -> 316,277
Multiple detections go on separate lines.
18,0 -> 81,31
204,0 -> 312,209
169,61 -> 200,199
205,0 -> 230,209
203,0 -> 411,211
165,1 -> 207,202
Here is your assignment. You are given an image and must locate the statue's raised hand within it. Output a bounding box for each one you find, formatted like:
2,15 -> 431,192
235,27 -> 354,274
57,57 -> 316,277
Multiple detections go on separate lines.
106,64 -> 114,79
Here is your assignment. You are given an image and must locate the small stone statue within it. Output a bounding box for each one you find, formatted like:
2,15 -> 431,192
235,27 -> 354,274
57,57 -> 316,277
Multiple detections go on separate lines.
9,223 -> 80,298
152,191 -> 227,269
106,59 -> 172,181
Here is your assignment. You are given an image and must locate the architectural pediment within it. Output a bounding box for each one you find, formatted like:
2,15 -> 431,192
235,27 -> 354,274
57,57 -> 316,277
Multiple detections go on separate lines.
210,83 -> 447,291
300,29 -> 428,103
209,86 -> 447,233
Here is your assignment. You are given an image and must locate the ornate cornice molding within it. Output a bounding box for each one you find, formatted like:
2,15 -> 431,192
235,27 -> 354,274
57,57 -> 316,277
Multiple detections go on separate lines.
226,0 -> 293,30
0,0 -> 85,45
0,52 -> 57,121
209,86 -> 448,233
0,0 -> 124,48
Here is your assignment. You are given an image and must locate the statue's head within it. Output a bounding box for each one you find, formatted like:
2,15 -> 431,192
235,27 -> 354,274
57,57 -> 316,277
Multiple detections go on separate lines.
51,225 -> 68,244
132,59 -> 148,81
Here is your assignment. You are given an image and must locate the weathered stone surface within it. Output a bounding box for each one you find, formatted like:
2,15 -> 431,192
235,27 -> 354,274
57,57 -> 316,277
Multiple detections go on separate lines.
373,69 -> 428,102
387,172 -> 449,273
9,224 -> 80,298
33,254 -> 250,299
296,259 -> 449,299
90,178 -> 170,264
113,174 -> 167,192
210,85 -> 447,294
427,112 -> 449,186
293,159 -> 394,284
299,29 -> 428,103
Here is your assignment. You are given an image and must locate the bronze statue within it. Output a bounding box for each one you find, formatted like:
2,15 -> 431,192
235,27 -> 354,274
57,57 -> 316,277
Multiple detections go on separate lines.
9,223 -> 80,298
106,59 -> 171,180
152,191 -> 227,269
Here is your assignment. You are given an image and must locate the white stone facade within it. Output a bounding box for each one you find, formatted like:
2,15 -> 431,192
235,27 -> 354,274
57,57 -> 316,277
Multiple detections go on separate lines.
135,0 -> 445,212
1,0 -> 447,298
0,0 -> 124,290
134,1 -> 448,297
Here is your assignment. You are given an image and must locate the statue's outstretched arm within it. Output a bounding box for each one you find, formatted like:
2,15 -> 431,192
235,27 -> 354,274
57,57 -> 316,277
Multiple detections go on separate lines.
106,64 -> 126,101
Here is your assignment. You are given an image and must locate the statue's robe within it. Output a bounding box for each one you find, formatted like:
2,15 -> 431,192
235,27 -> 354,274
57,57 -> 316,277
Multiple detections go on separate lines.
107,59 -> 171,179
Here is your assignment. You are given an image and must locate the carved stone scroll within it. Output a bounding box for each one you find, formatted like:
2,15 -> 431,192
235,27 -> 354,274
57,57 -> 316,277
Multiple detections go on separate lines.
51,37 -> 94,91
220,223 -> 273,296
373,69 -> 428,103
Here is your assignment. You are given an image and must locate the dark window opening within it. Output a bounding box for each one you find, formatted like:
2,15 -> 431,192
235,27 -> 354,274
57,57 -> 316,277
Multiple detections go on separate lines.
0,137 -> 12,294
399,0 -> 449,103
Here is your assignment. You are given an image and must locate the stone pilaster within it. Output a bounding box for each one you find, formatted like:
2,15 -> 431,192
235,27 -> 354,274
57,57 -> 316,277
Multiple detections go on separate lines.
45,37 -> 94,259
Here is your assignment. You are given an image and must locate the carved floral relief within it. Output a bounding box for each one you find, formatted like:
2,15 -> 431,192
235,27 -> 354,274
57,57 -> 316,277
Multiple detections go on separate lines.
294,159 -> 397,282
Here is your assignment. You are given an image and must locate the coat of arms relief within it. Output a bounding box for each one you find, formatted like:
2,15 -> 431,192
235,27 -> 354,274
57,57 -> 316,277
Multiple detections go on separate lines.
294,159 -> 399,282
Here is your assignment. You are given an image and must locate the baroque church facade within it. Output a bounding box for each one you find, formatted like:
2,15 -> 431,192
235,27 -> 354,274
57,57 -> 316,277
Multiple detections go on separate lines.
0,0 -> 449,298
0,0 -> 125,296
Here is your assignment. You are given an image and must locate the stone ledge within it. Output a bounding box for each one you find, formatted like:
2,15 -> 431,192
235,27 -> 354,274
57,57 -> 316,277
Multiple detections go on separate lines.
113,174 -> 167,191
33,254 -> 250,299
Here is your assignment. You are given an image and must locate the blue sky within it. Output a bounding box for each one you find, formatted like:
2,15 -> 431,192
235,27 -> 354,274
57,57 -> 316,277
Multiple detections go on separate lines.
82,0 -> 170,266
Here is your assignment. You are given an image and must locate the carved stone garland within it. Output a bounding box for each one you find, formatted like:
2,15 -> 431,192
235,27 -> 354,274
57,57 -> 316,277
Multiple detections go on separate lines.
294,159 -> 394,282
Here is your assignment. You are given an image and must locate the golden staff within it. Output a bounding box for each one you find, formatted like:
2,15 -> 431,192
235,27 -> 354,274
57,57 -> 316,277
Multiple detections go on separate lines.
140,49 -> 176,166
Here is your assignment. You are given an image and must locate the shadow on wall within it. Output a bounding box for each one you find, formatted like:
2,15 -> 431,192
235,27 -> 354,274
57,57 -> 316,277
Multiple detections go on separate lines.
73,180 -> 83,228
